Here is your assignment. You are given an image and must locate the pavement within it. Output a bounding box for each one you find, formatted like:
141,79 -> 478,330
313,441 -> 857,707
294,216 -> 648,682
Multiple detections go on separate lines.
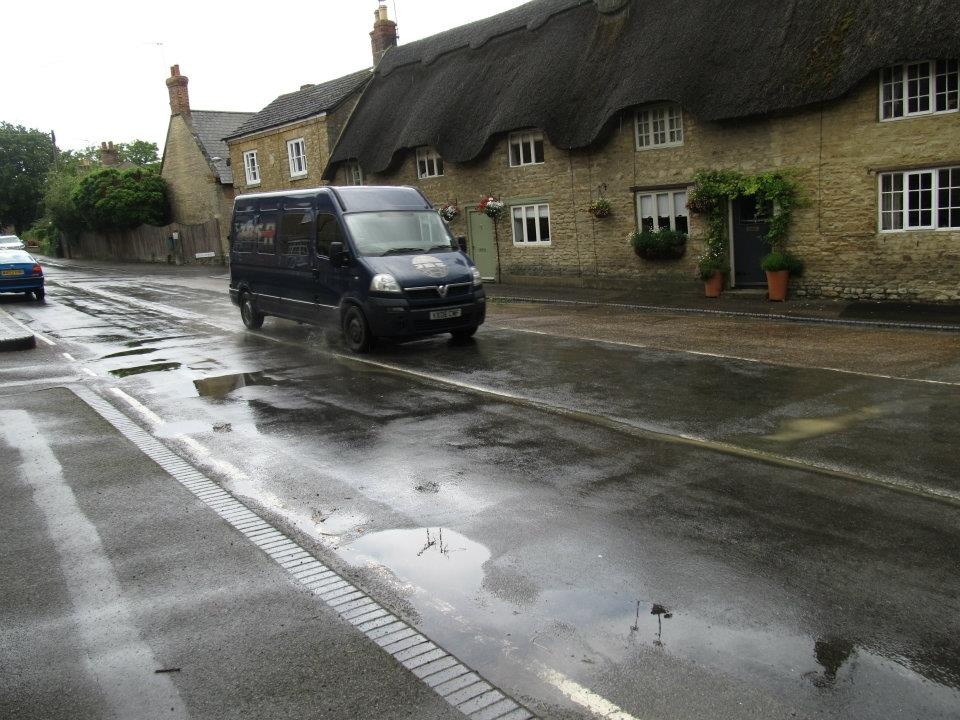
0,307 -> 35,350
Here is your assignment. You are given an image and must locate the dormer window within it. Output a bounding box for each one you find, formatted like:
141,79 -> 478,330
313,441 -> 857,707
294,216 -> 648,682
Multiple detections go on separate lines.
636,104 -> 683,149
416,147 -> 444,178
509,131 -> 544,167
881,60 -> 958,120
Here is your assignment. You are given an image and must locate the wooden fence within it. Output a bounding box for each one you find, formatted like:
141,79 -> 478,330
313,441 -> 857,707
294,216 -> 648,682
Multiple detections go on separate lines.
68,220 -> 225,265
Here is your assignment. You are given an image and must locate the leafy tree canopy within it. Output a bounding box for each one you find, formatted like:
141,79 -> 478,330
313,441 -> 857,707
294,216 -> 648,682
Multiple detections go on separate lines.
117,140 -> 159,167
73,167 -> 171,231
0,122 -> 56,233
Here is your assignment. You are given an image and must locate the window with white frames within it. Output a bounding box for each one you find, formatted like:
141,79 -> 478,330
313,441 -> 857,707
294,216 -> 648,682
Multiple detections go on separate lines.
636,189 -> 689,234
511,204 -> 551,245
636,104 -> 684,149
509,132 -> 544,166
243,150 -> 260,185
880,167 -> 960,231
345,160 -> 363,185
416,147 -> 444,178
881,60 -> 959,120
287,138 -> 307,177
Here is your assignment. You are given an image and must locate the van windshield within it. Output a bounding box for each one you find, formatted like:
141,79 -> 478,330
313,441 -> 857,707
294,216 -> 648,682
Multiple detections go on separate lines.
343,211 -> 456,257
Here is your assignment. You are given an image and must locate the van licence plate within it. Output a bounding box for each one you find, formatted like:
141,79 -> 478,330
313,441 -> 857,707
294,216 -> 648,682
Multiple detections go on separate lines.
430,308 -> 462,321
1,269 -> 23,276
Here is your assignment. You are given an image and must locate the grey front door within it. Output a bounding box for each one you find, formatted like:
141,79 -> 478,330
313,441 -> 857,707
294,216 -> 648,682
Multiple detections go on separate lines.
731,196 -> 771,287
467,210 -> 497,281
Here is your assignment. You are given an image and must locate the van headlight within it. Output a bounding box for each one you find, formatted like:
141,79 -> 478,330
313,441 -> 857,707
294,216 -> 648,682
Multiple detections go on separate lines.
370,274 -> 402,293
471,267 -> 482,286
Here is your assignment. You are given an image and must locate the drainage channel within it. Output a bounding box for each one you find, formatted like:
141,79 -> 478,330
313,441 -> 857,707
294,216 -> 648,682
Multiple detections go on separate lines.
71,384 -> 535,720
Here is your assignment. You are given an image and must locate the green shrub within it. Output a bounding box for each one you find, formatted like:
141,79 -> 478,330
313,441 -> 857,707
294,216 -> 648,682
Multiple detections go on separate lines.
73,167 -> 171,231
629,228 -> 687,260
761,250 -> 804,276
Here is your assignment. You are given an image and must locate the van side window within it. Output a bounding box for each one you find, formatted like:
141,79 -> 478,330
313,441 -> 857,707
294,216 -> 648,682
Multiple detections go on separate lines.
233,212 -> 256,253
279,210 -> 314,269
316,213 -> 343,258
257,213 -> 277,255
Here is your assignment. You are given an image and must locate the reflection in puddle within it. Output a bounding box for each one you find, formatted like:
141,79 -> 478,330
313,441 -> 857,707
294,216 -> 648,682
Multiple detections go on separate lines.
345,527 -> 489,596
763,406 -> 884,443
807,637 -> 856,688
194,371 -> 278,400
102,347 -> 158,359
109,361 -> 181,377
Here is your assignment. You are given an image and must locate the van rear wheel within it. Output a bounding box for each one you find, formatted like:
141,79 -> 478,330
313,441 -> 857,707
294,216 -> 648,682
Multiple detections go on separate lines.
240,294 -> 264,330
343,306 -> 374,353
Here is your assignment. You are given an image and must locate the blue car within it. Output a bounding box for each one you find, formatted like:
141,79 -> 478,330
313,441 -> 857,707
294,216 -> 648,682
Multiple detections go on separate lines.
0,249 -> 45,300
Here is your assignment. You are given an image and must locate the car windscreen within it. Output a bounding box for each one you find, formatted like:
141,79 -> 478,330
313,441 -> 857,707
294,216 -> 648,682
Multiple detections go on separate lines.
0,250 -> 33,264
343,211 -> 456,257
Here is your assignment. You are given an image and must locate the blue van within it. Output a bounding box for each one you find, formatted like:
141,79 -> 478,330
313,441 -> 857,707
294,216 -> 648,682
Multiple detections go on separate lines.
228,186 -> 485,352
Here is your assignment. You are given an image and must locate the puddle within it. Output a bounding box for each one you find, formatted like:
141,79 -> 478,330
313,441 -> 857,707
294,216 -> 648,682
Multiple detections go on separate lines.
194,371 -> 278,400
345,527 -> 489,596
126,335 -> 195,347
102,347 -> 158,359
109,361 -> 181,377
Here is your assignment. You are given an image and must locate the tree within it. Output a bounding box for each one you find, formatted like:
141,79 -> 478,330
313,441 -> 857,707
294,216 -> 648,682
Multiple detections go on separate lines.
73,167 -> 171,231
0,122 -> 56,233
116,140 -> 160,167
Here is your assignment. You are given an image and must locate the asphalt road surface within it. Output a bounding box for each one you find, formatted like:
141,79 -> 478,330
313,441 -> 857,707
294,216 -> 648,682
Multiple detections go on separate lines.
2,260 -> 959,720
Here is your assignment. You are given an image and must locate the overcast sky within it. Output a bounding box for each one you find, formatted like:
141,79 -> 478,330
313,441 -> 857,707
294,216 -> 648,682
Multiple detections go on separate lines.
4,0 -> 530,153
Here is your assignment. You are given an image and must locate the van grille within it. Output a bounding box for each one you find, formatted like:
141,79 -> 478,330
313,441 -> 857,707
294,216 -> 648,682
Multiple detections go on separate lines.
404,282 -> 472,301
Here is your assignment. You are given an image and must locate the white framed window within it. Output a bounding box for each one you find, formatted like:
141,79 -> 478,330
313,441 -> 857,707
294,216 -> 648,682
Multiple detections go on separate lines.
636,104 -> 684,149
511,203 -> 551,245
880,60 -> 959,120
416,147 -> 444,179
243,150 -> 260,185
345,160 -> 363,185
287,138 -> 307,177
636,189 -> 689,233
879,167 -> 960,231
509,132 -> 544,167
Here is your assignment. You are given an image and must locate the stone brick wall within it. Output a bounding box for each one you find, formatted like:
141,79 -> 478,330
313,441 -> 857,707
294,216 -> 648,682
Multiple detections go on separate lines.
226,97 -> 361,197
332,71 -> 960,302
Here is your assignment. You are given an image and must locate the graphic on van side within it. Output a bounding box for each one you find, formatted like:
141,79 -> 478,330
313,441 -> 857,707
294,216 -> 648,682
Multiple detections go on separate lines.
412,255 -> 448,279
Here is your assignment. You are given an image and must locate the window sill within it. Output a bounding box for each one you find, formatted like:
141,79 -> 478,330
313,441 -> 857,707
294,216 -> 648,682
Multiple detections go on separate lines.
512,242 -> 552,247
289,174 -> 308,181
509,162 -> 545,169
635,142 -> 684,152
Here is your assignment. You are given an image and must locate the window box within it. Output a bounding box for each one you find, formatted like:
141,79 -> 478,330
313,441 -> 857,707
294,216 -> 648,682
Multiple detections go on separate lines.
880,60 -> 958,120
880,166 -> 960,231
509,132 -> 544,167
636,105 -> 683,149
511,203 -> 551,245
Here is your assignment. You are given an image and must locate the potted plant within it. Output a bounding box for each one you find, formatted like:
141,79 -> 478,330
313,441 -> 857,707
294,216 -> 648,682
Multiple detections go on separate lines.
761,250 -> 804,301
629,228 -> 687,260
697,248 -> 729,298
588,197 -> 612,219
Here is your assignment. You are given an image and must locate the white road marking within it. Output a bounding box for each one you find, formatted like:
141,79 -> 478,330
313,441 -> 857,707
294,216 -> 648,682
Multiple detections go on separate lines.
537,664 -> 641,720
0,409 -> 187,720
82,368 -> 97,378
62,352 -> 75,361
35,333 -> 56,345
496,326 -> 960,387
109,387 -> 165,426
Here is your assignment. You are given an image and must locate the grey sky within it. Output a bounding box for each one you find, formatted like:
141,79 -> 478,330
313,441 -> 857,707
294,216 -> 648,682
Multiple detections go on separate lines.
4,0 -> 529,153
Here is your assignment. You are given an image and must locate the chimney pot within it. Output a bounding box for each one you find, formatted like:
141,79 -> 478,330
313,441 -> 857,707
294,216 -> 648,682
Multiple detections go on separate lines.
370,4 -> 398,66
165,64 -> 191,119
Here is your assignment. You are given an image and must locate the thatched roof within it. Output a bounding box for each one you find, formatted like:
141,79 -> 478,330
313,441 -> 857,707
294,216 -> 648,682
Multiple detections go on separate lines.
326,0 -> 960,178
225,69 -> 371,141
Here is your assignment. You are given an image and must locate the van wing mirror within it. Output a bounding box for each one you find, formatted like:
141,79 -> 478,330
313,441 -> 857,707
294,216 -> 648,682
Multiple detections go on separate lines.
329,241 -> 346,266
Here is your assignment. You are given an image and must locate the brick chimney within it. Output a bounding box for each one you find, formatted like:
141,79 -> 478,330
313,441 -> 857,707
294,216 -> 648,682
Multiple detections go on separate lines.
165,64 -> 191,118
370,4 -> 398,66
100,141 -> 120,166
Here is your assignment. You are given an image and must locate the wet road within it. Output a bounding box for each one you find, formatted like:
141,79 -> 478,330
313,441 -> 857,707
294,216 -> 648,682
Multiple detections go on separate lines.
5,261 -> 960,720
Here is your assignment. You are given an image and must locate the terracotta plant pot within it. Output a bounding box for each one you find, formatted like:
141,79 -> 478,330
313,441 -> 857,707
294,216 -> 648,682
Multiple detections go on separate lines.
704,271 -> 724,298
766,270 -> 789,301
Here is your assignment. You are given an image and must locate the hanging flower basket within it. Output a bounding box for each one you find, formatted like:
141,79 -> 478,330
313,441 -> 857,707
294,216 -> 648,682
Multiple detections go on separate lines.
477,196 -> 505,221
587,198 -> 612,219
438,203 -> 458,222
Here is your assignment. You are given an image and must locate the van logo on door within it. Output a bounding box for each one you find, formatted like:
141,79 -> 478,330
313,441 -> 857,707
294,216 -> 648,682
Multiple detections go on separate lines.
412,255 -> 448,279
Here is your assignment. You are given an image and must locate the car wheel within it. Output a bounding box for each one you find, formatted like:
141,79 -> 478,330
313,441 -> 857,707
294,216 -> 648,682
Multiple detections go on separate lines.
342,306 -> 375,353
240,293 -> 264,329
34,288 -> 45,301
450,325 -> 479,341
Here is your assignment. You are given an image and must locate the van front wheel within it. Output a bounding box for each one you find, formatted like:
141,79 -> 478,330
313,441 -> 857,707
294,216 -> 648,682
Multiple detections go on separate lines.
343,306 -> 374,353
240,294 -> 264,330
